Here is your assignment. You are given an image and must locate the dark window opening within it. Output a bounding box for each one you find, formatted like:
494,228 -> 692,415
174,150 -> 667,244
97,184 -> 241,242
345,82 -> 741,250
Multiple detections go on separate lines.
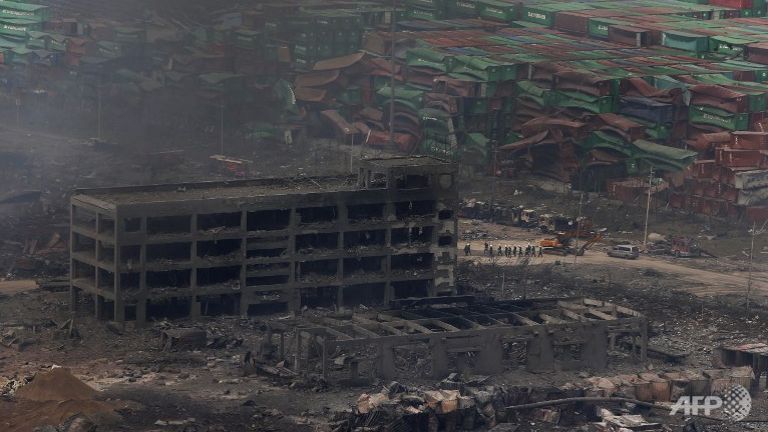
554,343 -> 584,362
296,259 -> 338,282
247,209 -> 291,231
247,235 -> 289,245
344,256 -> 385,277
247,262 -> 290,273
102,300 -> 115,321
123,217 -> 141,232
121,245 -> 141,265
198,294 -> 239,316
147,269 -> 191,288
146,242 -> 191,262
438,174 -> 453,189
392,253 -> 433,271
73,233 -> 96,255
297,206 -> 337,224
97,268 -> 114,290
99,217 -> 115,234
72,260 -> 95,281
300,286 -> 338,308
391,226 -> 433,246
246,275 -> 289,286
344,230 -> 386,250
73,206 -> 96,229
395,200 -> 435,220
124,305 -> 137,321
247,248 -> 287,258
396,174 -> 430,189
370,172 -> 387,188
120,272 -> 140,290
198,212 -> 241,231
438,209 -> 454,220
343,283 -> 385,307
247,302 -> 288,315
147,297 -> 191,320
197,266 -> 240,287
197,239 -> 241,258
392,280 -> 430,299
503,341 -> 528,368
147,215 -> 191,235
296,232 -> 338,253
98,242 -> 115,263
438,235 -> 453,247
347,203 -> 385,222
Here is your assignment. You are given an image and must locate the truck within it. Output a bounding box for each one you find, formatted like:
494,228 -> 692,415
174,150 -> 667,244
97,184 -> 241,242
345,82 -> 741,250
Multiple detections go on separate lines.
647,235 -> 704,258
539,214 -> 594,237
539,231 -> 604,256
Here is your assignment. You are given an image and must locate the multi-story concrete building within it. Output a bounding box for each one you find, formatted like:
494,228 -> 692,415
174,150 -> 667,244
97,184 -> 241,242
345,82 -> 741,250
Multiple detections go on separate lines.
69,156 -> 458,326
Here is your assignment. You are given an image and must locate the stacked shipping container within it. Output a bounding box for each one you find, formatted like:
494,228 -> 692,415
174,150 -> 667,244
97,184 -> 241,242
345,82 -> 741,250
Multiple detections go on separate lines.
12,0 -> 768,220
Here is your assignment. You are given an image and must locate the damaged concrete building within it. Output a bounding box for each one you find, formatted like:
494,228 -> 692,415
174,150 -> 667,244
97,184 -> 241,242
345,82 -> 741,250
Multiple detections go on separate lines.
286,297 -> 648,382
69,156 -> 458,325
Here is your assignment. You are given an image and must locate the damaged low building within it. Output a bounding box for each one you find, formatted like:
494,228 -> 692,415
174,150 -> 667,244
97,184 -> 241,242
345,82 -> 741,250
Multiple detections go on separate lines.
285,297 -> 648,382
68,156 -> 458,325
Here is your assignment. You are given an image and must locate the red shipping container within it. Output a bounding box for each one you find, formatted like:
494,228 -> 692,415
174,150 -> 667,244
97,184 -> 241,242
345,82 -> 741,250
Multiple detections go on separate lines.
710,0 -> 753,8
731,131 -> 768,150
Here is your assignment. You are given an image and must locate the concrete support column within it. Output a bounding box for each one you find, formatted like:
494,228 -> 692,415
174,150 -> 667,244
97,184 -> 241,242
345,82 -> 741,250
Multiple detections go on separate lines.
527,331 -> 555,373
70,287 -> 79,313
190,298 -> 201,318
135,299 -> 147,328
95,295 -> 104,320
336,257 -> 344,310
475,334 -> 504,375
114,299 -> 125,323
583,325 -> 608,370
377,343 -> 396,379
113,235 -> 123,324
430,338 -> 449,378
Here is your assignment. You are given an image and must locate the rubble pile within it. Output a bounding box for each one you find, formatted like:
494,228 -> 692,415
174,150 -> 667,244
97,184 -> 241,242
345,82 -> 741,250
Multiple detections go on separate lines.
583,367 -> 755,402
345,380 -> 552,431
341,366 -> 755,432
1,367 -> 121,432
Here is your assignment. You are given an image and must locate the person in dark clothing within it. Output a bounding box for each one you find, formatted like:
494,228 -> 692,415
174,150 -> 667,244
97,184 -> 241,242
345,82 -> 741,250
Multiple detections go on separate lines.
484,242 -> 489,255
498,245 -> 502,256
513,246 -> 517,256
538,246 -> 543,257
489,245 -> 494,257
464,244 -> 471,256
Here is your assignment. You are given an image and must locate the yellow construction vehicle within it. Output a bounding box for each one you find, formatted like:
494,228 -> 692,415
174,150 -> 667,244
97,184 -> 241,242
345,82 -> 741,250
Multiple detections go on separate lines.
539,231 -> 603,256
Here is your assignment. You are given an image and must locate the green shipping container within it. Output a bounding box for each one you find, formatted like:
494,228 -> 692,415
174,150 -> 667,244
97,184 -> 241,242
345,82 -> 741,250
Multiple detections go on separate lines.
588,18 -> 630,39
406,0 -> 448,8
0,17 -> 38,38
555,90 -> 616,114
451,55 -> 519,82
407,7 -> 446,20
689,105 -> 750,130
477,0 -> 517,22
661,30 -> 710,53
449,0 -> 479,17
0,1 -> 49,23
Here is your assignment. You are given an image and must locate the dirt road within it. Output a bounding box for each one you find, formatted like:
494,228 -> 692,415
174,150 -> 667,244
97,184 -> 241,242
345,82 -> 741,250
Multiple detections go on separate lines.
460,229 -> 768,299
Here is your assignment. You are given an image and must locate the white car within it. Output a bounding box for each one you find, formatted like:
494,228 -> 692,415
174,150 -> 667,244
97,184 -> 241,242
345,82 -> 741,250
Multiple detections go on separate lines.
607,245 -> 639,260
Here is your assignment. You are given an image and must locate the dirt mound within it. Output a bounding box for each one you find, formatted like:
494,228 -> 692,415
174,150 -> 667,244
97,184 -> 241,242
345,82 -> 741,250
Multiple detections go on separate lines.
15,367 -> 96,402
0,399 -> 120,432
1,368 -> 121,432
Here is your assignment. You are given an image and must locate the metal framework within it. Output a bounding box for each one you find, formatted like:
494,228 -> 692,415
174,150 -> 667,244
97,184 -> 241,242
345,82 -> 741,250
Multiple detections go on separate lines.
289,297 -> 648,382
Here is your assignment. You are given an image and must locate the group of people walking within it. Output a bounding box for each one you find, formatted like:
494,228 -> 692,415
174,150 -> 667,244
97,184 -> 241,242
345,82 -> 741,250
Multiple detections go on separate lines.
463,242 -> 543,258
